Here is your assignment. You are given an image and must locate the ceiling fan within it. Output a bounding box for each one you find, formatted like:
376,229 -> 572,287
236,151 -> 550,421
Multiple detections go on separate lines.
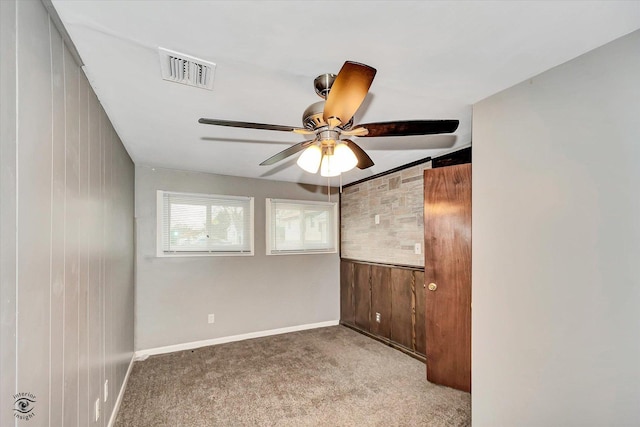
199,61 -> 459,177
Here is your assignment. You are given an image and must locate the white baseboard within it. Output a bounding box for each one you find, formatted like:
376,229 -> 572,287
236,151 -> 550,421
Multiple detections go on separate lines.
134,320 -> 339,360
107,354 -> 135,427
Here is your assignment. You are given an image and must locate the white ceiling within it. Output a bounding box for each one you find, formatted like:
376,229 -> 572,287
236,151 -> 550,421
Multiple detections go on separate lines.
51,1 -> 640,186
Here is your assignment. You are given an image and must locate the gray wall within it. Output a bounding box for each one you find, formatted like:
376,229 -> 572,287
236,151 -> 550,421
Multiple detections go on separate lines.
341,162 -> 431,267
472,30 -> 640,425
0,1 -> 135,426
135,166 -> 340,350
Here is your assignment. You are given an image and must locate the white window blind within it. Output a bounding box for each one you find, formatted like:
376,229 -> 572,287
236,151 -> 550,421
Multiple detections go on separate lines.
157,191 -> 253,256
266,198 -> 337,255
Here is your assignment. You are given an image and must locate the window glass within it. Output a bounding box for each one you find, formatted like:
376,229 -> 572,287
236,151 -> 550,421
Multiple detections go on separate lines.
158,191 -> 253,256
266,199 -> 337,255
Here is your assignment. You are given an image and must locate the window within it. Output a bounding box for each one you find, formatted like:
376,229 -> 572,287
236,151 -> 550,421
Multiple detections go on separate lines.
157,190 -> 253,256
266,198 -> 337,255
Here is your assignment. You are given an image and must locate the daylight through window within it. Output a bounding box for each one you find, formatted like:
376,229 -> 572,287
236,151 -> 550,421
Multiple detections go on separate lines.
157,191 -> 253,256
266,198 -> 337,255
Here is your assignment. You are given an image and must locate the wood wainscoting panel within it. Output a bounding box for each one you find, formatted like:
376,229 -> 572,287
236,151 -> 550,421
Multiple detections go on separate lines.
414,270 -> 426,356
353,263 -> 371,332
339,259 -> 426,361
340,260 -> 355,326
390,268 -> 413,350
370,265 -> 392,339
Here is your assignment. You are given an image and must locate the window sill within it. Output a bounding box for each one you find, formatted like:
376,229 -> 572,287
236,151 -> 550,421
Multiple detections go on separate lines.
266,249 -> 337,256
157,251 -> 254,257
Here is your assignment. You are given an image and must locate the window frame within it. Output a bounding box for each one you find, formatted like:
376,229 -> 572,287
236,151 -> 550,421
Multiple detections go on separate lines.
265,198 -> 338,256
156,190 -> 254,257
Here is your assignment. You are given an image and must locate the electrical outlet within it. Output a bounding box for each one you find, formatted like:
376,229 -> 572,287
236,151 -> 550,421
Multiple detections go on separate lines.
208,313 -> 215,324
414,243 -> 422,254
374,214 -> 380,224
375,312 -> 381,323
95,398 -> 100,422
104,380 -> 108,402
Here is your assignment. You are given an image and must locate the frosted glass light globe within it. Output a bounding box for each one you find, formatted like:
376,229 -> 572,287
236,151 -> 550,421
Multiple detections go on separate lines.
296,144 -> 322,173
333,143 -> 358,172
320,155 -> 341,177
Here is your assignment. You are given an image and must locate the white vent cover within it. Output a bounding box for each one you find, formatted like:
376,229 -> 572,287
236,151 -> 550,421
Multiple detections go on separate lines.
158,47 -> 216,90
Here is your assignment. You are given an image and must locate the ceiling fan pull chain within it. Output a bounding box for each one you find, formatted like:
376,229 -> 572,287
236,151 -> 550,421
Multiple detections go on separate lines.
328,177 -> 331,202
340,173 -> 343,194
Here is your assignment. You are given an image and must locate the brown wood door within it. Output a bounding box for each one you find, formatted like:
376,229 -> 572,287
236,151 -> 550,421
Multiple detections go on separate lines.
370,265 -> 391,339
390,268 -> 413,350
424,163 -> 471,392
353,263 -> 371,331
340,260 -> 355,326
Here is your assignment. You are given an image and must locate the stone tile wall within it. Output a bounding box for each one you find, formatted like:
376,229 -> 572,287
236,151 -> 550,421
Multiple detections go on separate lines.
341,161 -> 431,267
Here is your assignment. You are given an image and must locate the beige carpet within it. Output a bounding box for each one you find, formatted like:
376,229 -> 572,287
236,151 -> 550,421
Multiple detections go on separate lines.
115,326 -> 470,426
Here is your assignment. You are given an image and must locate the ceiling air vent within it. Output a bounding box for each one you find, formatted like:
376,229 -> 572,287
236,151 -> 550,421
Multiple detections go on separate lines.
158,47 -> 216,90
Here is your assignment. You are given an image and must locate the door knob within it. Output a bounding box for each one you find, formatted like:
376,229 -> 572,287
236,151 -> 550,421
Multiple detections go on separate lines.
428,283 -> 437,291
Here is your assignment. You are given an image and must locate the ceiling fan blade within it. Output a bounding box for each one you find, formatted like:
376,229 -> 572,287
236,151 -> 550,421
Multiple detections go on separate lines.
341,127 -> 369,137
199,118 -> 314,134
344,139 -> 374,169
323,61 -> 376,127
260,140 -> 316,166
358,120 -> 459,137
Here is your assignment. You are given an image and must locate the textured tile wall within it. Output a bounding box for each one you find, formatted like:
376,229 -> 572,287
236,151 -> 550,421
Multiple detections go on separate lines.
341,162 -> 431,267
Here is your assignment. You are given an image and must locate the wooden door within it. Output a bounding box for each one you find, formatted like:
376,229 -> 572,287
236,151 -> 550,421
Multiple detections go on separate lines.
424,163 -> 471,392
353,263 -> 371,332
340,261 -> 355,326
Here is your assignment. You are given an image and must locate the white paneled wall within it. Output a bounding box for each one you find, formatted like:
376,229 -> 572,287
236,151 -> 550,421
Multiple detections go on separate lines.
0,1 -> 135,426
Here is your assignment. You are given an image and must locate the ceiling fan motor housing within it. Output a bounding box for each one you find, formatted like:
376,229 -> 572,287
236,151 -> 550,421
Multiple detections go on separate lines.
303,101 -> 353,131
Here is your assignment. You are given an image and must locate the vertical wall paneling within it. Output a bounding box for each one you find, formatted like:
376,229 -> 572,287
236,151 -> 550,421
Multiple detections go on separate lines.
110,128 -> 134,402
0,1 -> 17,426
100,107 -> 107,427
370,265 -> 391,339
389,268 -> 413,350
339,261 -> 355,326
414,271 -> 426,355
340,260 -> 425,359
3,1 -> 135,425
88,89 -> 101,423
77,73 -> 90,427
104,113 -> 113,424
353,263 -> 371,331
50,17 -> 66,426
17,0 -> 54,423
63,42 -> 80,427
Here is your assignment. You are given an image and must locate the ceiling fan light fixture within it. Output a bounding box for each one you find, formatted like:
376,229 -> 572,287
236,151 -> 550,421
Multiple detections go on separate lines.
333,143 -> 358,172
198,60 -> 460,178
296,144 -> 322,173
320,154 -> 342,178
